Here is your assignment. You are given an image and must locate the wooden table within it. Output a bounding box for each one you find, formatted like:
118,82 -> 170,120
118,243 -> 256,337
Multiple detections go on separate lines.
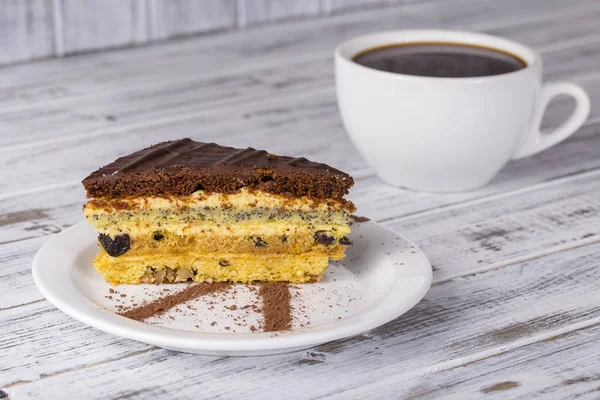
2,0 -> 600,398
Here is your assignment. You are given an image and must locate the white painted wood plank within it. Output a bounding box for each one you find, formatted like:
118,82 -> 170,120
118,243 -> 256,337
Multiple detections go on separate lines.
1,7 -> 595,157
59,0 -> 148,54
0,93 -> 361,196
2,2 -> 600,397
0,236 -> 51,310
0,185 -> 85,246
365,324 -> 600,399
0,0 -> 55,65
133,0 -> 149,43
0,1 -> 598,152
2,34 -> 600,198
0,0 -> 591,94
383,170 -> 600,277
148,0 -> 236,40
0,43 -> 595,171
239,0 -> 321,27
323,0 -> 393,15
1,301 -> 152,389
3,241 -> 600,397
0,57 -> 341,149
485,6 -> 600,50
1,36 -> 597,154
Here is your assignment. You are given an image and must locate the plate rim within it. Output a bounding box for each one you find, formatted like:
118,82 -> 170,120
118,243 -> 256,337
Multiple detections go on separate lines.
32,221 -> 432,354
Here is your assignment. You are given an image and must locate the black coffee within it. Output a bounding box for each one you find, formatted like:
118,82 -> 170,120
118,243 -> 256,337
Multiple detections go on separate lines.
352,42 -> 526,78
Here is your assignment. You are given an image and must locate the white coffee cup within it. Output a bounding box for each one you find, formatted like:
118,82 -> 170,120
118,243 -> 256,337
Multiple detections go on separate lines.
335,30 -> 590,192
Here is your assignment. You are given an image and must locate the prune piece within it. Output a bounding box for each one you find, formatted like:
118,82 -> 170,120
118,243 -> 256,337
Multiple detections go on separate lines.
339,236 -> 353,246
152,231 -> 164,241
98,233 -> 130,257
314,231 -> 335,245
252,236 -> 269,248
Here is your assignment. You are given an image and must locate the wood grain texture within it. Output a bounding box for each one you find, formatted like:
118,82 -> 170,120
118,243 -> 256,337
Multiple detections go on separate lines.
385,171 -> 600,281
323,0 -> 393,15
148,0 -> 236,40
0,236 -> 50,310
2,1 -> 600,398
2,18 -> 600,197
0,0 -> 55,65
0,0 -> 596,152
0,0 -> 590,89
239,0 -> 321,27
322,0 -> 435,15
384,324 -> 600,399
0,0 -> 592,66
59,0 -> 148,54
4,241 -> 600,397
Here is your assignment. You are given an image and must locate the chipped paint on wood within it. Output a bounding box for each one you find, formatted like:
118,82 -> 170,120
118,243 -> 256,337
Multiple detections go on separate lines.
0,209 -> 49,228
481,381 -> 521,393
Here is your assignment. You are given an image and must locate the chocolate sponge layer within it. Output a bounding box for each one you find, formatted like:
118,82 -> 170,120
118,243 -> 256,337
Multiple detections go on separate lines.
82,139 -> 354,200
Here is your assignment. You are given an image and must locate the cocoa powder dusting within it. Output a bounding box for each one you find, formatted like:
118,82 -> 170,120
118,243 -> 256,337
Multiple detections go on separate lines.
350,215 -> 370,222
119,283 -> 230,321
259,283 -> 292,332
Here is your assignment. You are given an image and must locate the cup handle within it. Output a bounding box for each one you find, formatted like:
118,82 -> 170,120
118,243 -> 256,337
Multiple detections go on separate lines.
512,81 -> 590,160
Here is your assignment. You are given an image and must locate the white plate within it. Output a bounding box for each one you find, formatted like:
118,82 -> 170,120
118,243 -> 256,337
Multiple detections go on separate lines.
32,220 -> 432,356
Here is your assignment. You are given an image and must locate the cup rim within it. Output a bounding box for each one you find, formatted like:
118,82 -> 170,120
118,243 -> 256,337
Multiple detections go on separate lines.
335,29 -> 540,83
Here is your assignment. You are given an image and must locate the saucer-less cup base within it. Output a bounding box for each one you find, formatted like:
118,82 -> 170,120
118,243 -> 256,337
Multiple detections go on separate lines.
335,31 -> 590,192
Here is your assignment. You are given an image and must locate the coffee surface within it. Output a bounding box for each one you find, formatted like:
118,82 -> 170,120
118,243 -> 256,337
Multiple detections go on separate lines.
353,42 -> 526,78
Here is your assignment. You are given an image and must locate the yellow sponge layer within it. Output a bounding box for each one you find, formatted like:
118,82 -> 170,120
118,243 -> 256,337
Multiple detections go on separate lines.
126,229 -> 348,257
94,250 -> 330,285
84,188 -> 353,237
85,190 -> 354,285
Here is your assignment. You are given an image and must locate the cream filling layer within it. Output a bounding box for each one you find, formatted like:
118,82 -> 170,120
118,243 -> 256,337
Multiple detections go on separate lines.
84,189 -> 351,237
88,219 -> 350,238
85,188 -> 353,213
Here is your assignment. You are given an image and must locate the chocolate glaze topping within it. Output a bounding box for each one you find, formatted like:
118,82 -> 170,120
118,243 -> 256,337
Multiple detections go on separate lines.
83,139 -> 354,199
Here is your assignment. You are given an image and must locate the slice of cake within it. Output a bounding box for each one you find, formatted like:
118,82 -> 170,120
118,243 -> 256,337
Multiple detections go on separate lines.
82,139 -> 355,285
